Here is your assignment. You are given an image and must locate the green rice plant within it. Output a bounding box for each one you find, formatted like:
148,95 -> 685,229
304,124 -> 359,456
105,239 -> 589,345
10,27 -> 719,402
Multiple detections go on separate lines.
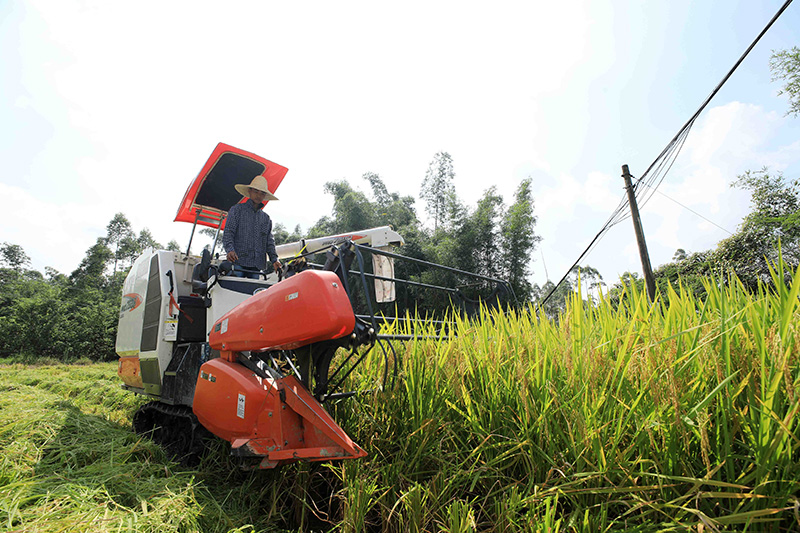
3,256 -> 799,531
394,482 -> 431,533
335,256 -> 800,531
439,499 -> 476,533
336,461 -> 379,532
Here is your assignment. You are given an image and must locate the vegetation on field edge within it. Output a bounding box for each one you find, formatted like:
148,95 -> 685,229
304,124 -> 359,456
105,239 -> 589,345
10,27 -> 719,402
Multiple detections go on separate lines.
2,257 -> 798,531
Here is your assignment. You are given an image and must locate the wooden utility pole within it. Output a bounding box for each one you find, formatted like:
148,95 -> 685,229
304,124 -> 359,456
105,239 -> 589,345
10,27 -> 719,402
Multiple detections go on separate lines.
621,165 -> 656,302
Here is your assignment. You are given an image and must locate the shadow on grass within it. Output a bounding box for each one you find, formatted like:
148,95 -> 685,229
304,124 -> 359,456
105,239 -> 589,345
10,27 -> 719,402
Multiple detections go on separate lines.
29,400 -> 344,532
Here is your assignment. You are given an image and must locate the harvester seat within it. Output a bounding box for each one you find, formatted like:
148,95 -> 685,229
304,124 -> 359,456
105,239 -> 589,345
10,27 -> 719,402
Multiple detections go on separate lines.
191,249 -> 213,294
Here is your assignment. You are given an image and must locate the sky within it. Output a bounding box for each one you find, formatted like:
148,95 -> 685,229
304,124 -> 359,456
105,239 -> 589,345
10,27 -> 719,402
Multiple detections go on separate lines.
2,0 -> 799,289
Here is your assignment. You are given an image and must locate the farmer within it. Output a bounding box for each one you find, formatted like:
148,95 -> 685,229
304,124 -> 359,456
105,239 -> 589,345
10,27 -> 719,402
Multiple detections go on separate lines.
223,175 -> 282,278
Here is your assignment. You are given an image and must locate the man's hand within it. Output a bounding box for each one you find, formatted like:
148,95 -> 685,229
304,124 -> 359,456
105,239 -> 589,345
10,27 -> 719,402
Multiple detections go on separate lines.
273,260 -> 282,272
227,251 -> 238,262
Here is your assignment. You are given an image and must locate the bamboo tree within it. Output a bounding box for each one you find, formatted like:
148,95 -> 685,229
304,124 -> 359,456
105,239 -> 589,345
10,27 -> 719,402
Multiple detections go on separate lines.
105,212 -> 134,276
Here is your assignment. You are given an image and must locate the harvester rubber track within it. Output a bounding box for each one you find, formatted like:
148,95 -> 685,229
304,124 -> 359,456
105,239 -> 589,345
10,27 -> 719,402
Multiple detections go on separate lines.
132,401 -> 214,466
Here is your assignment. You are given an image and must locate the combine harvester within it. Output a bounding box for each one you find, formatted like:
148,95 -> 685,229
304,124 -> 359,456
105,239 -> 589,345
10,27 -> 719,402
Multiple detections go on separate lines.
116,143 -> 513,469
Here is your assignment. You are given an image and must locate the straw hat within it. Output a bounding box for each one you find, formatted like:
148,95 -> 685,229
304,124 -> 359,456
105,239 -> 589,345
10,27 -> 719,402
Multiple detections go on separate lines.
234,175 -> 279,201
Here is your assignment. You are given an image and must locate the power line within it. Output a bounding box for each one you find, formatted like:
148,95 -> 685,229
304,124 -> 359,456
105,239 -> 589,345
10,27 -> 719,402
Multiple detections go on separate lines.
643,183 -> 734,236
636,0 -> 794,195
540,0 -> 794,305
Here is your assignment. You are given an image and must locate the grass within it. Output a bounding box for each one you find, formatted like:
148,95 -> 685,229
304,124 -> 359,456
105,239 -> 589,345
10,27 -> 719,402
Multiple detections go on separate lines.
0,363 -> 308,532
1,259 -> 799,531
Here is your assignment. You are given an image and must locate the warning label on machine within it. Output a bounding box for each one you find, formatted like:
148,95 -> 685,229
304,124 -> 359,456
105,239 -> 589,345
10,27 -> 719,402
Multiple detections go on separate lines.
237,393 -> 245,419
163,319 -> 178,341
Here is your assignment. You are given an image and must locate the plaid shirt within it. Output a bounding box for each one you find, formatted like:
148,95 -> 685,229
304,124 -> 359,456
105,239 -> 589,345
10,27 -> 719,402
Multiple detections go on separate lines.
223,199 -> 278,270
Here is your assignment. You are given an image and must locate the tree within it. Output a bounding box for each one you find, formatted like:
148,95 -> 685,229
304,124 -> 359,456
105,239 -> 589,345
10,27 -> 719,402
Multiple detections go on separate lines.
420,152 -> 456,230
108,226 -> 165,269
105,213 -> 134,276
70,238 -> 113,293
423,188 -> 504,303
652,250 -> 714,299
714,168 -> 800,289
533,279 -> 574,319
466,187 -> 504,278
273,223 -> 303,245
307,216 -> 337,239
363,172 -> 391,208
166,240 -> 181,252
117,235 -> 141,269
364,172 -> 418,230
44,266 -> 66,283
324,180 -> 378,233
137,228 -> 162,251
0,268 -> 65,360
569,265 -> 605,301
771,46 -> 800,117
0,242 -> 31,269
534,263 -> 606,319
500,178 -> 541,302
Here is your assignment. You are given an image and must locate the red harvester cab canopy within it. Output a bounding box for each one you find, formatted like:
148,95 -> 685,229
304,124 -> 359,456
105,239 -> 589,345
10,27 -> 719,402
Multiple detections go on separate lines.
174,143 -> 288,230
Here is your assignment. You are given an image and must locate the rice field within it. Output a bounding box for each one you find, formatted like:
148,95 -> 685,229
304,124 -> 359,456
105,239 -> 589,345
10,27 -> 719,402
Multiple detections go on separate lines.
1,260 -> 799,532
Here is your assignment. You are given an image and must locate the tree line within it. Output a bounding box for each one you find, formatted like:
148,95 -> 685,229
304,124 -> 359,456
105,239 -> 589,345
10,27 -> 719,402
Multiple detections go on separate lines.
300,153 -> 541,312
3,159 -> 797,362
1,46 -> 797,361
0,151 -> 542,362
0,218 -> 179,362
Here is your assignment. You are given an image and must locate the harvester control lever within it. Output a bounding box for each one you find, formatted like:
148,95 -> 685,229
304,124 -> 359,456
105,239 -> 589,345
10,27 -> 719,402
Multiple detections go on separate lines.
166,270 -> 175,294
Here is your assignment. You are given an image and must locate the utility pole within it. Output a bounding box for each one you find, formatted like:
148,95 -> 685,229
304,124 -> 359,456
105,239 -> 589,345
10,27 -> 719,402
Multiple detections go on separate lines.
621,165 -> 656,302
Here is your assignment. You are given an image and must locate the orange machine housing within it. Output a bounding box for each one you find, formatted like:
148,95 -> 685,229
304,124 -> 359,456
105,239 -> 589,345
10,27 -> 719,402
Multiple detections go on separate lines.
208,270 -> 355,354
196,269 -> 364,468
193,358 -> 366,468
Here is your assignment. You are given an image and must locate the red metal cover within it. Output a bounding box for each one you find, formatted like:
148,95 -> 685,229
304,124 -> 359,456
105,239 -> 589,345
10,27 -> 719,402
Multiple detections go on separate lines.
193,358 -> 366,468
174,143 -> 289,229
209,270 -> 356,353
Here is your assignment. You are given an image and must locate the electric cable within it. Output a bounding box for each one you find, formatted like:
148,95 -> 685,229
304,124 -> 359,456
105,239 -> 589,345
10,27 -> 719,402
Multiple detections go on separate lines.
636,0 -> 793,193
643,184 -> 734,236
540,0 -> 794,306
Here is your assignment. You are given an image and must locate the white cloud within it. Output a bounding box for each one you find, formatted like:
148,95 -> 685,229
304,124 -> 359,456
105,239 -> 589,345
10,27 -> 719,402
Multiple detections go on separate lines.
0,183 -> 102,273
634,101 -> 798,274
687,102 -> 783,168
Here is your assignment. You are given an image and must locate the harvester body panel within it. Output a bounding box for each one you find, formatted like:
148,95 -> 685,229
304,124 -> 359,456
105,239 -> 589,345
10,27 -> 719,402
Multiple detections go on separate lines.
117,253 -> 150,358
174,142 -> 288,230
206,277 -> 274,333
116,250 -> 203,395
193,357 -> 276,440
193,358 -> 366,468
209,270 -> 355,353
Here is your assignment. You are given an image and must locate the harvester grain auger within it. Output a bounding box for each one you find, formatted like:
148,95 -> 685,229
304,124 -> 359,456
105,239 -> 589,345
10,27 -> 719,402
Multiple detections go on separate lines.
116,143 -> 515,469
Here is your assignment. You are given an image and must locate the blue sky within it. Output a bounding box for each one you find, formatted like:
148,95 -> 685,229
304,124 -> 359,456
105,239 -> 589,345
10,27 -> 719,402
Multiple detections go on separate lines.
1,0 -> 798,289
